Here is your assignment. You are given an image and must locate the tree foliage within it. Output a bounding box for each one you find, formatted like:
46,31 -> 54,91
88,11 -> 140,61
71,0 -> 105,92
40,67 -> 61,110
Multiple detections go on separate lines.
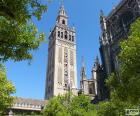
0,64 -> 15,114
43,94 -> 96,116
70,95 -> 96,116
0,0 -> 47,61
97,18 -> 140,116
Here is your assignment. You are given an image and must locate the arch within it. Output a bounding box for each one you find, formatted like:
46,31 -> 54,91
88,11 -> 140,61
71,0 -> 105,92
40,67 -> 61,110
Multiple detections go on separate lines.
65,31 -> 68,39
72,36 -> 74,42
61,32 -> 63,38
58,31 -> 60,37
62,19 -> 65,24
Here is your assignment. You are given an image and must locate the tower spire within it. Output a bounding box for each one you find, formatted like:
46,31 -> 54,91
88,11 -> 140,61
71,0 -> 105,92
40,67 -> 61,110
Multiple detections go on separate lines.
82,56 -> 85,67
81,57 -> 87,80
93,55 -> 100,71
56,3 -> 68,25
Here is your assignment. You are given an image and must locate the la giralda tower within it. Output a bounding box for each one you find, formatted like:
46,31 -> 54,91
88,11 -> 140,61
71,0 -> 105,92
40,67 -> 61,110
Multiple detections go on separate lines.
45,5 -> 77,99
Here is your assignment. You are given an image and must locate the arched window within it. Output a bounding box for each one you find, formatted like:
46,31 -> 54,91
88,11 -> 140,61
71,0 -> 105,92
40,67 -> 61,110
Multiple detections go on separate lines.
58,31 -> 60,37
65,31 -> 67,39
62,20 -> 65,25
69,35 -> 71,41
61,32 -> 63,38
72,36 -> 74,42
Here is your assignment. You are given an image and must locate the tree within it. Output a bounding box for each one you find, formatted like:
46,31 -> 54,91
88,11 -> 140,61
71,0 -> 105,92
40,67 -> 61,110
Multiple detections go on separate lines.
43,94 -> 96,116
70,95 -> 96,116
0,64 -> 15,114
97,18 -> 140,116
43,95 -> 70,116
0,0 -> 47,61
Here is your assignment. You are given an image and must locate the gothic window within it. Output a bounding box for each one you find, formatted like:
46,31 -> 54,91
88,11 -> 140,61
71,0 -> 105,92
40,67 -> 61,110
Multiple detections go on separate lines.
65,31 -> 68,39
70,51 -> 74,65
62,20 -> 65,25
58,47 -> 62,63
58,31 -> 60,37
58,67 -> 62,84
72,36 -> 74,42
69,35 -> 71,41
61,32 -> 63,38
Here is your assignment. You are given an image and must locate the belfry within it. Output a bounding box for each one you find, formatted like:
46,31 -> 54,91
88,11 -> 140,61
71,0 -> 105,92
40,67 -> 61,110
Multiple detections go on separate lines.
45,5 -> 77,99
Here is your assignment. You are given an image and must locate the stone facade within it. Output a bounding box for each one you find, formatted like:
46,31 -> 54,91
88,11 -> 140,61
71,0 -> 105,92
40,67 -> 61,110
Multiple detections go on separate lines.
99,0 -> 140,100
45,5 -> 77,100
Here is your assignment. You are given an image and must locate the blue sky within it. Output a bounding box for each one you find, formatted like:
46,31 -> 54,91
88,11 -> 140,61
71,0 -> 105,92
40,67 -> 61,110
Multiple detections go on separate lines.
5,0 -> 121,100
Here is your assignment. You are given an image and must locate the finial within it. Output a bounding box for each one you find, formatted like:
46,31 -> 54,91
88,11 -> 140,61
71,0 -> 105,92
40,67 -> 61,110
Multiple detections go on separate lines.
113,5 -> 116,10
81,56 -> 87,80
49,28 -> 52,35
94,55 -> 100,65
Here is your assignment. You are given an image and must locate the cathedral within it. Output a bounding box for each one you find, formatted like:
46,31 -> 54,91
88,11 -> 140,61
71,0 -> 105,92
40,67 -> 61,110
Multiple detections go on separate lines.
99,0 -> 140,100
45,5 -> 77,99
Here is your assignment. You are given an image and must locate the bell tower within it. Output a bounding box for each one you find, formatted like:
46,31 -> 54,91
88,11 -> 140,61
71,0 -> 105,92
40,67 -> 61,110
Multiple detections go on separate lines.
45,5 -> 77,100
56,5 -> 68,25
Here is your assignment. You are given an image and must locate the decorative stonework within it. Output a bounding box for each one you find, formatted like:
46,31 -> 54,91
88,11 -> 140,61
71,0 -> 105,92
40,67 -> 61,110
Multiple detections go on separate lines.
64,47 -> 69,87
